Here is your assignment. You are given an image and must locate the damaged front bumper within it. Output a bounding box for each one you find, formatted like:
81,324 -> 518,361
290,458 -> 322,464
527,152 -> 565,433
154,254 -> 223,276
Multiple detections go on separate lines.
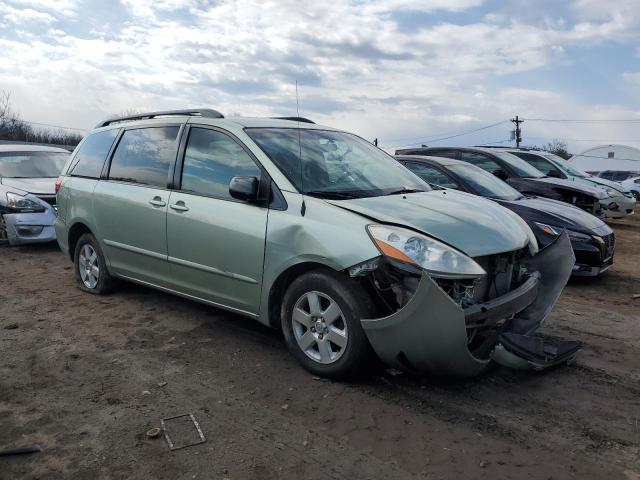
361,232 -> 581,377
3,206 -> 57,246
601,194 -> 636,219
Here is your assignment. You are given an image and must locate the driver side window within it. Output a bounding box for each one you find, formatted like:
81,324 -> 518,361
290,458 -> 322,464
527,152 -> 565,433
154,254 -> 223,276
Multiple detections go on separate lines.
181,128 -> 261,200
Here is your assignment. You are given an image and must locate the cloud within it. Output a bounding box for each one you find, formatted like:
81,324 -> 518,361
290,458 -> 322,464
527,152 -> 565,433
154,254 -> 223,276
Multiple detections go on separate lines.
0,0 -> 638,154
0,2 -> 56,24
6,0 -> 78,16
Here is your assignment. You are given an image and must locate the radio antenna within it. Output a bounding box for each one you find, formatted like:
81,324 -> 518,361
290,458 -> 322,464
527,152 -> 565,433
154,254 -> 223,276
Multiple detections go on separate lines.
296,80 -> 305,207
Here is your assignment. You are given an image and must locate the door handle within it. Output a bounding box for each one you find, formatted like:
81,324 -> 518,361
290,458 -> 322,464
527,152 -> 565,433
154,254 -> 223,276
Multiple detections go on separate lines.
149,197 -> 166,207
170,201 -> 189,212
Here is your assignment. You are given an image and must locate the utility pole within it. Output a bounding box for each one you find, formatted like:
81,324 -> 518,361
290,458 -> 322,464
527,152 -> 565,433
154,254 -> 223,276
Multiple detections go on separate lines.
511,115 -> 524,148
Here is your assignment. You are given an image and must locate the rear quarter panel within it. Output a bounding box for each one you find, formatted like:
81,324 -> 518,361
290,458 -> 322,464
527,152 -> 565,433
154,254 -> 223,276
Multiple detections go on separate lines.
55,177 -> 99,257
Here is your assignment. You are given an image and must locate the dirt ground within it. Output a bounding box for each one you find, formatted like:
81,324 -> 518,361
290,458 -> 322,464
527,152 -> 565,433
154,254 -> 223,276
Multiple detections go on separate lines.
1,215 -> 639,480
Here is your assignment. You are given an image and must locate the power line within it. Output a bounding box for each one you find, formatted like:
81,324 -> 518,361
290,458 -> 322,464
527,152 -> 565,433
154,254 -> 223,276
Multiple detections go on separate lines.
526,135 -> 640,143
570,153 -> 640,162
14,119 -> 87,132
523,118 -> 640,123
385,120 -> 510,148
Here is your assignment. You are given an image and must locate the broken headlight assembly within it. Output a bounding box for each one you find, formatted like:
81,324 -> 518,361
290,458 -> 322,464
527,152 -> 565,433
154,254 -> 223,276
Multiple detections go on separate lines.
534,222 -> 590,241
366,225 -> 486,279
6,192 -> 45,213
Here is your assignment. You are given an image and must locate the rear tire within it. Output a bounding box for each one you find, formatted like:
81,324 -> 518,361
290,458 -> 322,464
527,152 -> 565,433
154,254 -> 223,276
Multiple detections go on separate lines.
73,233 -> 113,294
281,269 -> 376,379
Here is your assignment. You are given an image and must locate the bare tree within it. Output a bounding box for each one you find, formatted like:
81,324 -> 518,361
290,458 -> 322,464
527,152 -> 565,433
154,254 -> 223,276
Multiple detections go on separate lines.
538,139 -> 571,160
0,90 -> 83,146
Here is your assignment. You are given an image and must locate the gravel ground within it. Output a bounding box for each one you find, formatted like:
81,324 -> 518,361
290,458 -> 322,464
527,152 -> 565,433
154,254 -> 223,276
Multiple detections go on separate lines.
1,215 -> 639,480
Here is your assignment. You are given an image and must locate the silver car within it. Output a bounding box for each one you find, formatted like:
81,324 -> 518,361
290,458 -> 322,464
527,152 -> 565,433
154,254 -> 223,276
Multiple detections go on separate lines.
0,144 -> 69,245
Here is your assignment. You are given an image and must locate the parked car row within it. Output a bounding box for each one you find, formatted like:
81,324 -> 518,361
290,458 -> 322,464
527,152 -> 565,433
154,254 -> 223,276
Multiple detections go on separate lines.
395,146 -> 635,219
395,155 -> 615,277
1,110 -> 634,380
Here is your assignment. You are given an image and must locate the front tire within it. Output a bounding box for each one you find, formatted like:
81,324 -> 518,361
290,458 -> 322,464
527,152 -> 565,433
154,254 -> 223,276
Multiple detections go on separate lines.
73,233 -> 113,294
281,269 -> 376,379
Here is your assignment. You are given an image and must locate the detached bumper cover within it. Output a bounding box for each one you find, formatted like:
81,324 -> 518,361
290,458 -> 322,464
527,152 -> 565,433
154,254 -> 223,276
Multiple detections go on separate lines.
361,232 -> 577,377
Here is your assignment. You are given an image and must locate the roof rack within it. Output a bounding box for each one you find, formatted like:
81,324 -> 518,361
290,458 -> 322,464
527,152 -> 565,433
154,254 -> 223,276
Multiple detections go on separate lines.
95,108 -> 224,128
272,116 -> 315,124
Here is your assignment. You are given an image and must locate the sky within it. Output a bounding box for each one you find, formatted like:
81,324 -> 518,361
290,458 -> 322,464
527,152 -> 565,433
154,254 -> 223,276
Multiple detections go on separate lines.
1,0 -> 639,153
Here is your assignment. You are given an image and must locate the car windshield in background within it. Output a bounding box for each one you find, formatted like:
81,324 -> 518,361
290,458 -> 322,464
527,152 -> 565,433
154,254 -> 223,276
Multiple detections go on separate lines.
448,164 -> 522,201
492,151 -> 545,178
0,151 -> 69,178
246,128 -> 429,198
544,154 -> 588,177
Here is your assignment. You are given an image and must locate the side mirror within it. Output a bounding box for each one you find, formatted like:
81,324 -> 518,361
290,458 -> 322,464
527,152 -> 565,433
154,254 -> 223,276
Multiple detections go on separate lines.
229,176 -> 260,202
547,170 -> 562,178
493,169 -> 508,180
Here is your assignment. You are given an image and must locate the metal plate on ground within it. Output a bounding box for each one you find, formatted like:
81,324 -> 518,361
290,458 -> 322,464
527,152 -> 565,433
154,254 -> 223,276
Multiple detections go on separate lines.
160,413 -> 206,451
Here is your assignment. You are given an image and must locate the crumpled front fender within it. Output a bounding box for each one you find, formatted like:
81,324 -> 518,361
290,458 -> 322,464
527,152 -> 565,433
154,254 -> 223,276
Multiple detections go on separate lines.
361,231 -> 575,377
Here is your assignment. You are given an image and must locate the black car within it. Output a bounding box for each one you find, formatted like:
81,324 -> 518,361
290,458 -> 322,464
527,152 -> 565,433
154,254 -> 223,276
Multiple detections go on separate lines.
396,146 -> 608,217
396,155 -> 615,277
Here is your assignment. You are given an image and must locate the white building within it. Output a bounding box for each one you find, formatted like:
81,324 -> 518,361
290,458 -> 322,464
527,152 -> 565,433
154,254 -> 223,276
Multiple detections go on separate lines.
569,144 -> 640,174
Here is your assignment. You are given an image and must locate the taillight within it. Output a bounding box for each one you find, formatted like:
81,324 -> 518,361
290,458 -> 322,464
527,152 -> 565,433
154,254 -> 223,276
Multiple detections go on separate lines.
55,176 -> 63,194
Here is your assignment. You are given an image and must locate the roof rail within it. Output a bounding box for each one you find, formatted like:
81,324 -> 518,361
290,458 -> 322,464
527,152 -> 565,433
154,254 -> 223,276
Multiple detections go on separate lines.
95,108 -> 224,128
272,116 -> 315,124
477,145 -> 536,151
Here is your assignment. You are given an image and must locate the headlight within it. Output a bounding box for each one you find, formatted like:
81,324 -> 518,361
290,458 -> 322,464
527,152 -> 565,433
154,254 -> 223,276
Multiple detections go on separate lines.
534,222 -> 590,241
6,192 -> 45,213
367,225 -> 486,279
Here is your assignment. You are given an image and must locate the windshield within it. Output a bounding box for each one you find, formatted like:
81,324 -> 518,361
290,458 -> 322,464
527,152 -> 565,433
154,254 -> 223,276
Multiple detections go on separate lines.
543,154 -> 588,177
246,128 -> 429,198
493,151 -> 545,178
448,164 -> 522,200
0,151 -> 69,178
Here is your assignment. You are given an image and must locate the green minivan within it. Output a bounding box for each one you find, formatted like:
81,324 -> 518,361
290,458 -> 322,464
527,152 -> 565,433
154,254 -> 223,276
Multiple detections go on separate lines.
55,109 -> 581,378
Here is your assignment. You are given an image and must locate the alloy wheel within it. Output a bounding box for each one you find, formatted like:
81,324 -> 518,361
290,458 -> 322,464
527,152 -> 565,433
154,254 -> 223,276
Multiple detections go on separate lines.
292,291 -> 348,364
78,244 -> 100,289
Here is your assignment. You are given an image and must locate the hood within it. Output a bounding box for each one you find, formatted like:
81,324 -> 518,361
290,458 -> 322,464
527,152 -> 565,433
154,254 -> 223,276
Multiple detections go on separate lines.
527,177 -> 608,199
0,177 -> 56,195
497,196 -> 610,235
578,176 -> 631,194
327,190 -> 531,257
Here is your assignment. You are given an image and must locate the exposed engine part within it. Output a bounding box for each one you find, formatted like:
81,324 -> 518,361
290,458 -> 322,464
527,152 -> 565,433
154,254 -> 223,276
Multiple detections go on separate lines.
433,278 -> 477,308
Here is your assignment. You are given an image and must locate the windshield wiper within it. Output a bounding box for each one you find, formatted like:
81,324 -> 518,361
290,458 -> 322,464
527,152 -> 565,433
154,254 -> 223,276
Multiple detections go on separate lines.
385,188 -> 426,196
304,190 -> 361,200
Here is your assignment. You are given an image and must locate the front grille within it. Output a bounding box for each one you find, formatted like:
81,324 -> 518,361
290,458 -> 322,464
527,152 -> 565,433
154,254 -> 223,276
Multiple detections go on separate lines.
601,232 -> 615,261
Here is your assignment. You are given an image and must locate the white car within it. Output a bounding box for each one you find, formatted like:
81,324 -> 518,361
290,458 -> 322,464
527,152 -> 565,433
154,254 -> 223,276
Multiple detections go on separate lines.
0,144 -> 70,245
620,176 -> 640,200
505,149 -> 636,219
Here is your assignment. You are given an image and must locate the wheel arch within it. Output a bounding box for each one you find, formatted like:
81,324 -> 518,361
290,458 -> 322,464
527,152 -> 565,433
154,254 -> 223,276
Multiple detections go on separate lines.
67,222 -> 94,261
265,261 -> 340,329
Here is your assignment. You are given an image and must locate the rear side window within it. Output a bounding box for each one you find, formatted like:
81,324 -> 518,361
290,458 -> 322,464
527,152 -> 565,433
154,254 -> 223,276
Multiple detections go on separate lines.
403,162 -> 460,189
460,152 -> 502,173
512,152 -> 559,176
109,126 -> 179,188
180,128 -> 261,199
69,129 -> 118,178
